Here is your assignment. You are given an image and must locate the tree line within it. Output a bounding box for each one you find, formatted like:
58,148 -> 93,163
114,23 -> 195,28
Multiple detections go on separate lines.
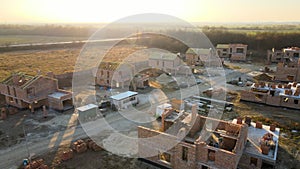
1,24 -> 300,52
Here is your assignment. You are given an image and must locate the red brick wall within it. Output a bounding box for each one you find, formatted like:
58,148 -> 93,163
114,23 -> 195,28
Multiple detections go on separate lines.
281,97 -> 300,109
55,72 -> 73,88
240,91 -> 267,103
30,77 -> 58,98
265,95 -> 281,106
238,153 -> 262,169
215,150 -> 238,169
275,67 -> 299,82
174,143 -> 197,169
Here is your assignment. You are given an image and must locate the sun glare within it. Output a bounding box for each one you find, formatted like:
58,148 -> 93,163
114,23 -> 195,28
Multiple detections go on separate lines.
22,0 -> 188,23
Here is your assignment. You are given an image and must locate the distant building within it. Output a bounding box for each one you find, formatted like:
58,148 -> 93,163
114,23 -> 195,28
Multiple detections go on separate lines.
149,53 -> 181,74
274,59 -> 300,82
0,72 -> 72,111
95,62 -> 133,88
138,105 -> 279,169
240,81 -> 300,109
185,48 -> 222,67
132,74 -> 149,89
216,44 -> 248,61
267,48 -> 284,63
267,47 -> 300,64
283,47 -> 300,62
110,91 -> 138,110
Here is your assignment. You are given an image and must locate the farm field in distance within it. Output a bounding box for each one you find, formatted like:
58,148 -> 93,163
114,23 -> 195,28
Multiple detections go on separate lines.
0,35 -> 87,47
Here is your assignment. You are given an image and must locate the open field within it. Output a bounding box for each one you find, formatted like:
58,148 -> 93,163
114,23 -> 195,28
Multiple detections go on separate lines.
0,45 -> 145,81
0,48 -> 79,80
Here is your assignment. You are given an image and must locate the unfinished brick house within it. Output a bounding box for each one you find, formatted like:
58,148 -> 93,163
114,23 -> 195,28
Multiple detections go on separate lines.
95,62 -> 133,88
216,44 -> 248,62
240,82 -> 300,109
138,105 -> 249,169
149,53 -> 181,74
267,47 -> 300,64
235,118 -> 280,169
274,59 -> 300,82
267,48 -> 284,63
132,74 -> 149,89
0,72 -> 72,111
185,48 -> 222,67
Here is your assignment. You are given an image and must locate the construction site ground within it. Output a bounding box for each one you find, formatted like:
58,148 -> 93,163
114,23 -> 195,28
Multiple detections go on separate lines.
0,55 -> 299,168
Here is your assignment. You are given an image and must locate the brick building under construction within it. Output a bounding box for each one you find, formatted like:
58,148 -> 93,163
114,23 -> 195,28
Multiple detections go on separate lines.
241,82 -> 300,109
138,105 -> 279,169
0,72 -> 72,111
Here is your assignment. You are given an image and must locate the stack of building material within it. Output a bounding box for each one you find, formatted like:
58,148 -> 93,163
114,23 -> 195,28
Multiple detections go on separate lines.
25,159 -> 48,169
72,139 -> 87,153
61,148 -> 73,161
260,133 -> 275,155
86,139 -> 102,151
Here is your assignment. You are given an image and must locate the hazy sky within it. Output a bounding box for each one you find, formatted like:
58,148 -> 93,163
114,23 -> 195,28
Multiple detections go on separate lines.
1,0 -> 300,23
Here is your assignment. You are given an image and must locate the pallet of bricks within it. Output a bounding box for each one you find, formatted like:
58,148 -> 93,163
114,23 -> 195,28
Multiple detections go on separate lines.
24,159 -> 48,169
85,138 -> 102,151
61,148 -> 74,161
71,139 -> 87,153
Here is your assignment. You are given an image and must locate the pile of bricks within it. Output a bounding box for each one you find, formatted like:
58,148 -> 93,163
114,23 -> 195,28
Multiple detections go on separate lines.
86,139 -> 102,151
260,133 -> 275,155
72,139 -> 87,153
61,148 -> 73,161
24,159 -> 48,169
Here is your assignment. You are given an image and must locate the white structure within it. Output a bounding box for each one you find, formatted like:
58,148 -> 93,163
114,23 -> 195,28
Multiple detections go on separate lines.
110,91 -> 138,109
76,104 -> 99,121
76,104 -> 98,113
